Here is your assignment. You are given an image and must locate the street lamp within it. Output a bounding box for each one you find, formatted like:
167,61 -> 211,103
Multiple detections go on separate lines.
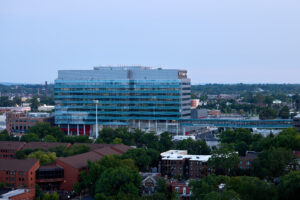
93,100 -> 99,138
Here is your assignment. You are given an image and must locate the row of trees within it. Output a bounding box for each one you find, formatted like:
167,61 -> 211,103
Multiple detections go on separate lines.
189,171 -> 300,200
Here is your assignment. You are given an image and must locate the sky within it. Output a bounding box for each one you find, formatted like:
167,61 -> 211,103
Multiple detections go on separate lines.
0,0 -> 300,84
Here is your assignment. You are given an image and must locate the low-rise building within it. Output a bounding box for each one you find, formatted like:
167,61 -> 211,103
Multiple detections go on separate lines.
238,151 -> 258,170
0,159 -> 39,189
161,150 -> 211,179
140,173 -> 161,195
170,180 -> 191,200
6,112 -> 54,135
56,144 -> 131,191
0,141 -> 25,159
22,142 -> 71,151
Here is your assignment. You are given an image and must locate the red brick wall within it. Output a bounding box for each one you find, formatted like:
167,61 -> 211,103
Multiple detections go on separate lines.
56,160 -> 80,191
0,161 -> 39,188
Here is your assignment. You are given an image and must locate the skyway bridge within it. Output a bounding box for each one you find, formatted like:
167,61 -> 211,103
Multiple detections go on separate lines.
180,118 -> 293,129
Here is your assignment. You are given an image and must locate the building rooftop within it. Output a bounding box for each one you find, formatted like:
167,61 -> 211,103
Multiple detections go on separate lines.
57,144 -> 131,169
0,159 -> 39,171
57,66 -> 188,81
0,189 -> 27,200
161,150 -> 211,161
22,142 -> 70,151
0,141 -> 25,150
160,150 -> 188,157
57,151 -> 103,169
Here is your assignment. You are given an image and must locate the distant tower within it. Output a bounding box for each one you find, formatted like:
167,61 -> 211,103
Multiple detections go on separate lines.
45,81 -> 48,96
37,88 -> 40,96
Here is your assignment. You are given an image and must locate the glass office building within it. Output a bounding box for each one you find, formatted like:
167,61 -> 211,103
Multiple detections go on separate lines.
54,66 -> 191,136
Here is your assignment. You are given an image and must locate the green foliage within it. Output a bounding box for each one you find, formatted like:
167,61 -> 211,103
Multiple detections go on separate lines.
208,147 -> 240,175
227,176 -> 277,200
62,144 -> 90,157
277,171 -> 300,200
44,135 -> 57,142
28,122 -> 64,140
0,130 -> 20,141
42,192 -> 59,200
28,150 -> 56,165
77,155 -> 138,197
96,128 -> 174,153
30,97 -> 40,112
21,133 -> 40,142
0,96 -> 14,107
95,167 -> 141,198
279,106 -> 290,119
252,148 -> 293,179
175,138 -> 211,155
121,148 -> 151,171
189,175 -> 230,200
60,135 -> 92,143
259,107 -> 277,120
203,190 -> 240,200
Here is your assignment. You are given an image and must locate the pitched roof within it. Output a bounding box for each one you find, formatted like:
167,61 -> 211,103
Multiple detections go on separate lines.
0,141 -> 25,150
57,144 -> 131,169
22,142 -> 70,151
93,146 -> 122,156
73,143 -> 131,153
57,151 -> 103,169
0,158 -> 39,171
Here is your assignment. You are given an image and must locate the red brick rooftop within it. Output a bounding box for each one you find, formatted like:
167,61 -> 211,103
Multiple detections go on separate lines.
0,141 -> 25,150
0,158 -> 39,171
57,151 -> 103,169
22,142 -> 71,151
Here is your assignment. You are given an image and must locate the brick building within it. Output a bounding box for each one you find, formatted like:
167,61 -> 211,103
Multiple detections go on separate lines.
161,150 -> 211,179
0,141 -> 25,159
170,180 -> 191,200
6,112 -> 53,135
56,144 -> 131,191
238,151 -> 258,170
0,159 -> 40,189
22,142 -> 71,151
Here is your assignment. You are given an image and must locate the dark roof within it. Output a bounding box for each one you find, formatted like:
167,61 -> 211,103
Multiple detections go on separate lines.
73,143 -> 113,151
22,142 -> 70,151
57,151 -> 103,169
0,141 -> 25,150
93,146 -> 122,156
73,143 -> 132,153
110,144 -> 132,153
57,144 -> 131,169
0,158 -> 39,171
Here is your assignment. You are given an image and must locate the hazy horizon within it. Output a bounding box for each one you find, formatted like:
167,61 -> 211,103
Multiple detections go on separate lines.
1,0 -> 300,84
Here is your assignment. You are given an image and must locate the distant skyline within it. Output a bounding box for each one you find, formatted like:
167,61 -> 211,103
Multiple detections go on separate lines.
1,0 -> 300,84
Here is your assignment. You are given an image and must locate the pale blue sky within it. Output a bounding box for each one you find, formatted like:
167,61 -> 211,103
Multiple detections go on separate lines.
0,0 -> 299,84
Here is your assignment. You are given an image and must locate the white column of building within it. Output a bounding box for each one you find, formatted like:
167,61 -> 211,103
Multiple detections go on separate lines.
83,125 -> 86,135
155,120 -> 157,133
138,120 -> 140,129
166,120 -> 168,131
148,120 -> 151,130
67,124 -> 70,136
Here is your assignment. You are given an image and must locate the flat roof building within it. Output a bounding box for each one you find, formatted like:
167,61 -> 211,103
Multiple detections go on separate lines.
55,66 -> 191,136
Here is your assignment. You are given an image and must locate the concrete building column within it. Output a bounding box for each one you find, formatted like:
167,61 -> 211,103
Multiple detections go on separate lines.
67,124 -> 70,136
138,120 -> 141,129
148,120 -> 151,130
155,120 -> 157,133
77,124 -> 79,136
83,125 -> 86,135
